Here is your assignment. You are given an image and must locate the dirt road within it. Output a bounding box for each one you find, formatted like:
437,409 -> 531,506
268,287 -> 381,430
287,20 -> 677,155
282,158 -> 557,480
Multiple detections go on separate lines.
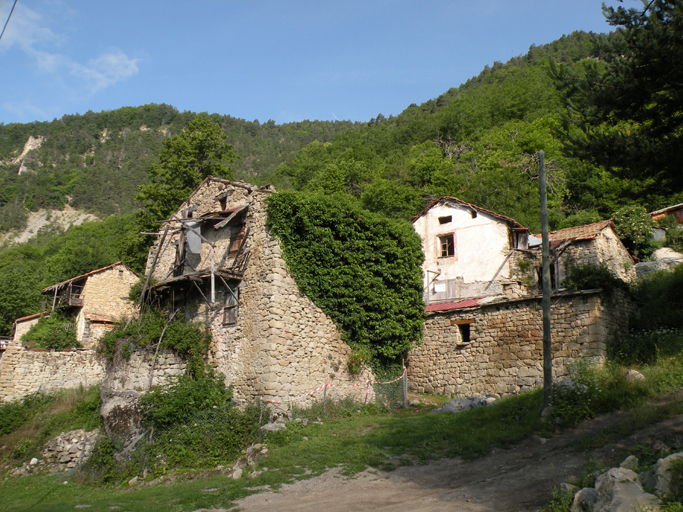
234,413 -> 683,512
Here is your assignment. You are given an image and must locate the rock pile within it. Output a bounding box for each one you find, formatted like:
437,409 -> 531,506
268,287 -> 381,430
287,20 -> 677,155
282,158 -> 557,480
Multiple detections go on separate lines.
567,451 -> 683,512
42,429 -> 99,471
431,394 -> 499,413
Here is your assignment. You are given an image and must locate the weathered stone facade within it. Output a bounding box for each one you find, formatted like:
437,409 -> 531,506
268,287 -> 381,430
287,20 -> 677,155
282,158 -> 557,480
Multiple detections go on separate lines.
105,178 -> 372,405
0,343 -> 104,401
407,290 -> 634,397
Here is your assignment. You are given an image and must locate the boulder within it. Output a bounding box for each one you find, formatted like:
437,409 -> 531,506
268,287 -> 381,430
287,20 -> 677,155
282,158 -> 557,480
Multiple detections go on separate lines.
257,422 -> 286,439
620,455 -> 639,471
431,398 -> 472,413
99,388 -> 143,439
651,452 -> 683,498
571,487 -> 598,512
624,370 -> 646,383
593,468 -> 660,512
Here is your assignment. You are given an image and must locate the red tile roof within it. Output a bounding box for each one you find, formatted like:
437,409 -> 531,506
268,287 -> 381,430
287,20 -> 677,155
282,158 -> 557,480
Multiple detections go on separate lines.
534,220 -> 615,244
14,312 -> 48,324
413,197 -> 528,231
42,262 -> 138,293
425,298 -> 481,313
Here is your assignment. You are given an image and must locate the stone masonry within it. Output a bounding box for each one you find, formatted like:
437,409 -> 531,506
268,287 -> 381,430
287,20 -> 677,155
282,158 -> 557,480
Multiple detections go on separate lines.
104,178 -> 373,405
407,290 -> 634,397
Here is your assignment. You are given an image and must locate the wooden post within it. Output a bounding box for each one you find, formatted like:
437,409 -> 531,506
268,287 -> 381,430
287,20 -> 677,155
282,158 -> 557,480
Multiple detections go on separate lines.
402,360 -> 408,408
323,384 -> 327,417
539,150 -> 553,409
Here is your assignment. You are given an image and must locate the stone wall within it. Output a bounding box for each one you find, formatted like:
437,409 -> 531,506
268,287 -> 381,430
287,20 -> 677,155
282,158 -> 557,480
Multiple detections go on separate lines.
0,343 -> 105,402
407,290 -> 634,397
103,348 -> 186,392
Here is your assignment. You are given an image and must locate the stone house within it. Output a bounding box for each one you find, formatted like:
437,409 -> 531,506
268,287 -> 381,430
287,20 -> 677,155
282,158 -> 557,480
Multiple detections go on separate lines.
412,196 -> 530,305
41,262 -> 139,349
113,177 -> 370,403
408,199 -> 636,397
529,220 -> 635,286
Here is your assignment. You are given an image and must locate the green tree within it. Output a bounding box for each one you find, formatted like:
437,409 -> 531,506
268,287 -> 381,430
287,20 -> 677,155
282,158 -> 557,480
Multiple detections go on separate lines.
123,115 -> 239,271
613,204 -> 656,258
135,114 -> 238,222
553,0 -> 683,199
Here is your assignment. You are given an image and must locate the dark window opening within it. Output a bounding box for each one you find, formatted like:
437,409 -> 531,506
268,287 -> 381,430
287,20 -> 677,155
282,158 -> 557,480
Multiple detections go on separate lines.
536,264 -> 557,289
223,287 -> 239,325
470,210 -> 477,219
439,234 -> 455,257
438,215 -> 452,225
458,323 -> 471,343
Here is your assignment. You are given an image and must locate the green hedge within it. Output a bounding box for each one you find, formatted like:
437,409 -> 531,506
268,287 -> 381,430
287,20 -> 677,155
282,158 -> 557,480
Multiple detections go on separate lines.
266,192 -> 425,365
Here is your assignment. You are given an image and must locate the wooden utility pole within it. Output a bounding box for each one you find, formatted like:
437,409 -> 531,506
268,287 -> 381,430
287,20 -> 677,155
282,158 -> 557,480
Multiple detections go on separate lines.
539,150 -> 553,409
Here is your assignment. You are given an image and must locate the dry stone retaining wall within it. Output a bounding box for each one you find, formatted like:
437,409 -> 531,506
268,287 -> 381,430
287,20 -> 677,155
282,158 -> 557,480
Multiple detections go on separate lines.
408,290 -> 634,397
0,343 -> 104,402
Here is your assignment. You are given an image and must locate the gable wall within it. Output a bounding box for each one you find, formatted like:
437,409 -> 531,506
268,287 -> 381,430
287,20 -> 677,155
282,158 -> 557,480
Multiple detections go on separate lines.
414,203 -> 513,302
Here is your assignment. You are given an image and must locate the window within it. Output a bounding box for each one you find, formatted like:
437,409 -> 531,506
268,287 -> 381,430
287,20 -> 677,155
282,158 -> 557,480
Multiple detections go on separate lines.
438,215 -> 452,225
228,223 -> 246,255
438,234 -> 455,257
450,318 -> 474,344
223,287 -> 239,325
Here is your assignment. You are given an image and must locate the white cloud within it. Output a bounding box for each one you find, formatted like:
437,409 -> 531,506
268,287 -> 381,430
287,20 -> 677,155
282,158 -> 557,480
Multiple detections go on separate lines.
0,1 -> 139,94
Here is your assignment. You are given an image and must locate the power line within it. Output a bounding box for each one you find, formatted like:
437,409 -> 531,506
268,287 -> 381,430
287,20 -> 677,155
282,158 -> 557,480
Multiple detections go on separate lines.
0,0 -> 18,43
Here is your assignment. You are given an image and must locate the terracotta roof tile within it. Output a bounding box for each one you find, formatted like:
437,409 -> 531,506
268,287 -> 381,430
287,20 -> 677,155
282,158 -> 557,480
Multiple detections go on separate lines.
534,220 -> 615,243
425,298 -> 481,313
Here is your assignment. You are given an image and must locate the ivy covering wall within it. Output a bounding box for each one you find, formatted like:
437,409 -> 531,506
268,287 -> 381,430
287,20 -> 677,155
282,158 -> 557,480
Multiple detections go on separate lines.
266,192 -> 425,365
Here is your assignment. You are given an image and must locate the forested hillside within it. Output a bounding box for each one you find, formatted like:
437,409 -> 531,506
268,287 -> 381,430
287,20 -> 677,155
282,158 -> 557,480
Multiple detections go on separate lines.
0,105 -> 361,231
0,4 -> 680,338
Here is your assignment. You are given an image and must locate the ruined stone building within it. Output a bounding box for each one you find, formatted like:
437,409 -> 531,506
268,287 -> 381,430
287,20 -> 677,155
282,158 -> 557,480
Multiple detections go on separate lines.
0,263 -> 137,401
530,220 -> 635,285
408,198 -> 635,397
105,178 -> 369,404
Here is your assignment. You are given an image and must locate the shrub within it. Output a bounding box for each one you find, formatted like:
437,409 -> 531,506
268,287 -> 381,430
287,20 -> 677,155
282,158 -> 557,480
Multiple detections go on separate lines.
613,205 -> 656,258
609,328 -> 683,365
561,263 -> 627,293
551,360 -> 648,426
21,312 -> 80,350
139,368 -> 233,431
0,392 -> 55,436
100,308 -> 211,377
630,265 -> 683,330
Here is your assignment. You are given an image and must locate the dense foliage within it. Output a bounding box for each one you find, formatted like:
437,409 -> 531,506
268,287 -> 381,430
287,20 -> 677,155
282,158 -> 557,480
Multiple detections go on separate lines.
553,0 -> 683,208
0,104 -> 360,231
266,192 -> 425,364
100,309 -> 212,377
21,312 -> 79,351
561,263 -> 628,294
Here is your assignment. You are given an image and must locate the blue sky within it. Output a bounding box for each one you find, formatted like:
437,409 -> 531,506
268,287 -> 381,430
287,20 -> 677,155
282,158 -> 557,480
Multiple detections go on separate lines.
0,0 -> 630,125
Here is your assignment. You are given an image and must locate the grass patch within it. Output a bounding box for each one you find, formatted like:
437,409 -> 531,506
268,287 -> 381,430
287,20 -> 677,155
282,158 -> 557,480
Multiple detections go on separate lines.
0,386 -> 102,468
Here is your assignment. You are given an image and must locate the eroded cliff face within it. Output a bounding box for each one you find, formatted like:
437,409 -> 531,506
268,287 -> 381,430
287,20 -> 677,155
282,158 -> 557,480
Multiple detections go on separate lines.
0,206 -> 98,246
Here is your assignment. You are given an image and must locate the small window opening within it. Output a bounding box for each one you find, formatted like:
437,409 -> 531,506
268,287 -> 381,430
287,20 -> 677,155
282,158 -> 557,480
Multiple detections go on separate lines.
439,234 -> 455,257
118,269 -> 124,279
438,215 -> 452,225
536,264 -> 557,289
458,324 -> 471,343
223,287 -> 239,325
470,210 -> 477,219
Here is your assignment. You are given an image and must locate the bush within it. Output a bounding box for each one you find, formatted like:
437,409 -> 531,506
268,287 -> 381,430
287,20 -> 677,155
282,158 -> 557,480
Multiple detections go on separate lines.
139,369 -> 233,431
0,392 -> 55,436
561,263 -> 627,293
609,328 -> 683,365
21,312 -> 80,350
613,205 -> 656,258
630,265 -> 683,330
100,308 -> 211,377
551,360 -> 648,426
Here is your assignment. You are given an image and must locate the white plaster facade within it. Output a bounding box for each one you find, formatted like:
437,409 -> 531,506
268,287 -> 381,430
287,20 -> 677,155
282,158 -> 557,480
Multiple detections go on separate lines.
412,197 -> 529,303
